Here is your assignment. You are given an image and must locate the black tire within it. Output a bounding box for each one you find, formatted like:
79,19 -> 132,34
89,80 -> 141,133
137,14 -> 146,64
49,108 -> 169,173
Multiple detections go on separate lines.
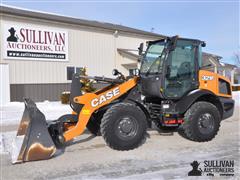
100,102 -> 147,150
86,113 -> 103,136
181,101 -> 221,142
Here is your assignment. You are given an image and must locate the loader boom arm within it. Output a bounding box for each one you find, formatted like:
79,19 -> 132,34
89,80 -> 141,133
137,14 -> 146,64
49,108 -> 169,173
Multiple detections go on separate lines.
63,77 -> 138,141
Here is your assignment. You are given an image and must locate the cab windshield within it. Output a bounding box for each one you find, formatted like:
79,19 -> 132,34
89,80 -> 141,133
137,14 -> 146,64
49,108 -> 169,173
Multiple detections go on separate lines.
140,41 -> 166,74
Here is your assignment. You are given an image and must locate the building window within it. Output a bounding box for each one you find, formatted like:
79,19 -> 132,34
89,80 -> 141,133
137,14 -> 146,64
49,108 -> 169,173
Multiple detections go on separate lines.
234,69 -> 240,84
129,69 -> 134,76
67,67 -> 84,80
67,66 -> 75,80
129,69 -> 137,76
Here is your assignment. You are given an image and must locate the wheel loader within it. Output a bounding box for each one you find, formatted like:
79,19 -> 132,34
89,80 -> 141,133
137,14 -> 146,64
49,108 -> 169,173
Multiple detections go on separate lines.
12,36 -> 234,164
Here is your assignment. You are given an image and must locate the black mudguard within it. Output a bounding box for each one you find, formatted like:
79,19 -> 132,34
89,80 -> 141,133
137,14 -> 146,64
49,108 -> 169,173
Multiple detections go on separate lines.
175,89 -> 217,114
175,89 -> 234,120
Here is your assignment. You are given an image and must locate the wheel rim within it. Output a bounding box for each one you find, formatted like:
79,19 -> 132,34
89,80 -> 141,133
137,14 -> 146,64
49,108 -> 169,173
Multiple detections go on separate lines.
115,116 -> 139,140
198,113 -> 215,134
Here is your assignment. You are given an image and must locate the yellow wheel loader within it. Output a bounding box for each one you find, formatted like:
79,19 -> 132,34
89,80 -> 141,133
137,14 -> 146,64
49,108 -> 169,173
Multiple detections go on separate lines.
12,36 -> 234,164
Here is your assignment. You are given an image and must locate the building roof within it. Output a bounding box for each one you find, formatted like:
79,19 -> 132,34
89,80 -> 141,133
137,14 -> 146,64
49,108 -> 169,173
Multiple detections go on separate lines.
121,63 -> 138,69
118,49 -> 224,63
202,52 -> 222,67
0,5 -> 167,38
219,62 -> 238,69
202,52 -> 222,60
118,49 -> 238,69
117,49 -> 139,59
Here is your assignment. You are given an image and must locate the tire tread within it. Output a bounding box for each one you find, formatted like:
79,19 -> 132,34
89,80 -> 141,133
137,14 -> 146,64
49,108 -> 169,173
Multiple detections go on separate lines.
182,101 -> 221,142
100,102 -> 147,150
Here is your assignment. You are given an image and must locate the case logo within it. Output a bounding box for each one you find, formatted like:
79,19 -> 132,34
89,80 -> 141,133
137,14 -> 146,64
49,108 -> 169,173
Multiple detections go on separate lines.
91,87 -> 120,107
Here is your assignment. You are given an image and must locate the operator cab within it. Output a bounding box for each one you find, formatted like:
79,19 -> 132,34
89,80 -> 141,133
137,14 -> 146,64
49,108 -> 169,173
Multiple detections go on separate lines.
139,36 -> 205,100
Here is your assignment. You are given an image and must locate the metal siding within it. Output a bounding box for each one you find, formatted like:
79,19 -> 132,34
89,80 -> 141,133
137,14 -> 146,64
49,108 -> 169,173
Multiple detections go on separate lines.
0,19 -> 2,63
1,15 -> 157,85
1,14 -> 158,102
116,34 -> 157,75
1,15 -> 115,84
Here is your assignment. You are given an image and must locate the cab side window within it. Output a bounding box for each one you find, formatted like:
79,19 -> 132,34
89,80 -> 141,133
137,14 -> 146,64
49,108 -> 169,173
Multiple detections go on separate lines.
165,40 -> 197,98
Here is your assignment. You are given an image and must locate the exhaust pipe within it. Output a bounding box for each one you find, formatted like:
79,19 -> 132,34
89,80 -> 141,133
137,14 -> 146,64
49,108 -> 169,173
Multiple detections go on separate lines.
11,99 -> 57,164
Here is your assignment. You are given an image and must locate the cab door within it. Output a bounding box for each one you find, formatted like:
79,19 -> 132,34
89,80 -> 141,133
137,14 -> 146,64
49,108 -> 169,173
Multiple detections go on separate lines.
164,40 -> 199,98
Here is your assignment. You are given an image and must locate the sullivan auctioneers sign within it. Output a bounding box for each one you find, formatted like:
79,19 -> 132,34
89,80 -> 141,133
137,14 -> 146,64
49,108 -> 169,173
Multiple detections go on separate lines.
3,22 -> 68,61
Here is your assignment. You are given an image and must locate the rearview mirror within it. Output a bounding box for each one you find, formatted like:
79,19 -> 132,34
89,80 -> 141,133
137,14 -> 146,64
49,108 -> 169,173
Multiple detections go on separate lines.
201,42 -> 206,47
138,43 -> 144,55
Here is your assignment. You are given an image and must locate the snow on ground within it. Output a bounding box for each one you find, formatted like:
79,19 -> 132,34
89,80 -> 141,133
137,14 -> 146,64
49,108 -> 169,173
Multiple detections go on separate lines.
0,92 -> 239,155
0,131 -> 15,155
0,101 -> 72,125
232,91 -> 240,105
0,93 -> 239,179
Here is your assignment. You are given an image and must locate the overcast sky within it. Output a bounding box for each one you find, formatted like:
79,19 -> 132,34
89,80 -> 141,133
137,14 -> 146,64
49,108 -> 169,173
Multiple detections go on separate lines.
1,0 -> 239,64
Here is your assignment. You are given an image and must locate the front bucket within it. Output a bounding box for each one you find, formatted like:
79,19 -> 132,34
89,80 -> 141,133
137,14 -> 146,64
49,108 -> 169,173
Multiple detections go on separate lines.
11,98 -> 56,164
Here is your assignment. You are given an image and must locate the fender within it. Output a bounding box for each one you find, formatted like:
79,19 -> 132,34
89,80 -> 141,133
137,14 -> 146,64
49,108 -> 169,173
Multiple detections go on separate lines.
121,86 -> 151,127
175,89 -> 223,114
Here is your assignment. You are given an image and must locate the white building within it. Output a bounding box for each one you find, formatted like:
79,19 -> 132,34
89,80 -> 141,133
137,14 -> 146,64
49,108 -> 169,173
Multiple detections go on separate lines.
0,5 -> 165,103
